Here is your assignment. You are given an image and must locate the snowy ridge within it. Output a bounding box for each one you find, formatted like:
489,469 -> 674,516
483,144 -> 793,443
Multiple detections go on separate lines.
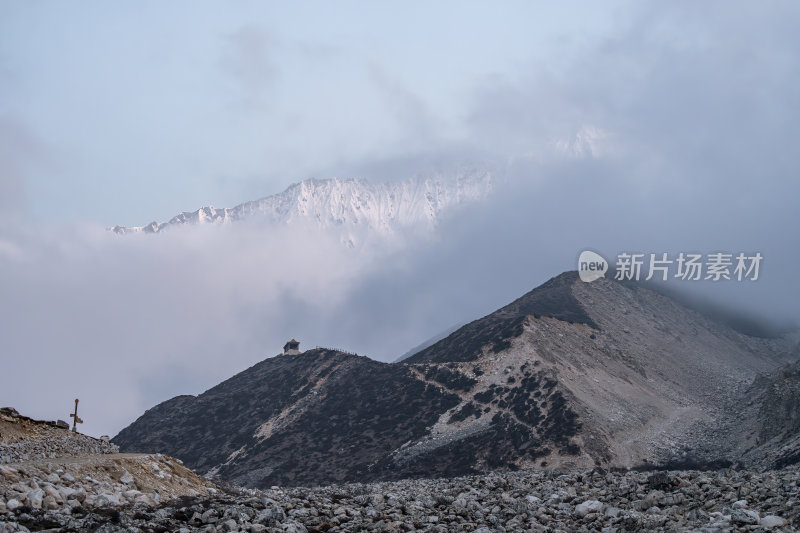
110,168 -> 495,236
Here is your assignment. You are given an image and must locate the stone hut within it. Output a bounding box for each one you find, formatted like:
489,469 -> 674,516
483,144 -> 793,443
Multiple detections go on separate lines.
283,339 -> 300,355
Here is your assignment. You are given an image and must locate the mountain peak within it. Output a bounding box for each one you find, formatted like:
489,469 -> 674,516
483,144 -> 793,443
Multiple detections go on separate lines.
114,270 -> 799,487
406,271 -> 598,365
109,169 -> 496,238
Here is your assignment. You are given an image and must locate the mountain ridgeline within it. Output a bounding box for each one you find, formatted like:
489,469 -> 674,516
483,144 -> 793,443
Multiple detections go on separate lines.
114,272 -> 800,488
110,170 -> 495,237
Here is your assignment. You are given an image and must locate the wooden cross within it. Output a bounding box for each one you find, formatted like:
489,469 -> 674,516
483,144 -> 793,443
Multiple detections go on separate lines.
69,398 -> 83,432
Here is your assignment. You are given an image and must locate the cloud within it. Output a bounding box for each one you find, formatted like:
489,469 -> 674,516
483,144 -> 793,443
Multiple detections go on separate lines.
0,115 -> 45,216
466,3 -> 800,186
219,25 -> 277,108
0,213 -> 449,437
367,62 -> 435,149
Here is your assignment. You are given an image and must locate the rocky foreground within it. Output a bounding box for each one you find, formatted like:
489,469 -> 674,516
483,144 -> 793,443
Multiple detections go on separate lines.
0,407 -> 217,532
0,408 -> 118,465
2,465 -> 798,532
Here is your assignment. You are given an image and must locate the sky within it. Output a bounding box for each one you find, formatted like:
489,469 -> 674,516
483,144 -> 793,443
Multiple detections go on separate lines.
1,2 -> 799,437
0,1 -> 620,225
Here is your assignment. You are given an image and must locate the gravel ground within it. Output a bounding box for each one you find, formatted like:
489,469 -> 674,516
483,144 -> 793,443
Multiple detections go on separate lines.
2,466 -> 797,532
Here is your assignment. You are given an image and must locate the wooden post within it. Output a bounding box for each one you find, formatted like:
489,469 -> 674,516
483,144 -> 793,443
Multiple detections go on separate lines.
69,398 -> 83,432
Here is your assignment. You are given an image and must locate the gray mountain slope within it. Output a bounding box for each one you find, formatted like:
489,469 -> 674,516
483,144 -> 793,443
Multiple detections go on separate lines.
114,272 -> 799,487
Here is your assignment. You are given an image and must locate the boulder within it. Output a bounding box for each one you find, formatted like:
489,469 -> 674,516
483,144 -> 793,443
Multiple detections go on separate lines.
5,499 -> 22,512
25,488 -> 44,509
731,508 -> 759,525
575,500 -> 604,517
759,515 -> 787,528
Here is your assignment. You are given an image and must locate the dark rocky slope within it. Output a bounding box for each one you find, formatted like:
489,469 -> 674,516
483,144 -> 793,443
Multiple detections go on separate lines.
115,272 -> 799,488
737,357 -> 800,470
116,349 -> 459,487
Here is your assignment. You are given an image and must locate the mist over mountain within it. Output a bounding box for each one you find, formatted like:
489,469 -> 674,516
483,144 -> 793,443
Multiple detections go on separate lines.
110,168 -> 496,248
2,154 -> 798,440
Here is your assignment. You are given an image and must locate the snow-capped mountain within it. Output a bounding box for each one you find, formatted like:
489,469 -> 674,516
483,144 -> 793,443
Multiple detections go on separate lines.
110,168 -> 496,238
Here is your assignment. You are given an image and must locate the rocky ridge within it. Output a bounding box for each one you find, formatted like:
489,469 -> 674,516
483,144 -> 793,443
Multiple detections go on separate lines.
114,273 -> 800,489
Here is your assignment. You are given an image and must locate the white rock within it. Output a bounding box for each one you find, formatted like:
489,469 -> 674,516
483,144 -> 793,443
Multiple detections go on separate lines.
123,490 -> 142,501
43,485 -> 62,503
731,508 -> 759,525
759,515 -> 787,528
135,493 -> 156,506
46,473 -> 60,484
120,472 -> 135,485
6,499 -> 23,511
61,472 -> 75,483
25,488 -> 44,509
43,495 -> 59,510
575,499 -> 604,517
732,499 -> 748,509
